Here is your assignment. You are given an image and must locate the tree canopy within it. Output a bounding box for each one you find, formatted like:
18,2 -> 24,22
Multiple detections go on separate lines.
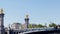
49,23 -> 57,27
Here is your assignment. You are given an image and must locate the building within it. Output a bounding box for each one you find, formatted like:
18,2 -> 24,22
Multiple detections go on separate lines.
0,8 -> 30,34
11,23 -> 22,30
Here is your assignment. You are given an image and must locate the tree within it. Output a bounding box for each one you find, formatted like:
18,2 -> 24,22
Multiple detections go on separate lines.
28,24 -> 38,28
37,24 -> 45,28
49,23 -> 57,27
28,24 -> 33,28
29,24 -> 46,28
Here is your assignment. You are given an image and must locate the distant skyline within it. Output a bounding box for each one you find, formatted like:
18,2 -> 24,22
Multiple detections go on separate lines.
0,0 -> 60,27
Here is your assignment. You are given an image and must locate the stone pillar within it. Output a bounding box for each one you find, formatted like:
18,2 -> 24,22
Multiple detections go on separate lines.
25,14 -> 29,29
0,8 -> 5,34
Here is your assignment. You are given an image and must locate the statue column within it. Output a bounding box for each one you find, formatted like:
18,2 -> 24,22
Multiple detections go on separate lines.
25,14 -> 29,29
0,8 -> 4,34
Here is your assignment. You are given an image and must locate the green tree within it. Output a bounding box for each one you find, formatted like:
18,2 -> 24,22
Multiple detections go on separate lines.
29,24 -> 46,28
49,23 -> 57,27
28,24 -> 38,28
37,24 -> 45,28
28,24 -> 33,28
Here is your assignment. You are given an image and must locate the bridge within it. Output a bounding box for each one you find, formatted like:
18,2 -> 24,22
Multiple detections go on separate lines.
11,27 -> 60,34
19,29 -> 60,34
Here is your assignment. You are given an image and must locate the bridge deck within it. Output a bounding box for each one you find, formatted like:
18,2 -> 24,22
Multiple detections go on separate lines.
19,28 -> 60,34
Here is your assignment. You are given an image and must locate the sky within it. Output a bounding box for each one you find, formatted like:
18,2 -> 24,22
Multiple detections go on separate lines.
0,0 -> 60,27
